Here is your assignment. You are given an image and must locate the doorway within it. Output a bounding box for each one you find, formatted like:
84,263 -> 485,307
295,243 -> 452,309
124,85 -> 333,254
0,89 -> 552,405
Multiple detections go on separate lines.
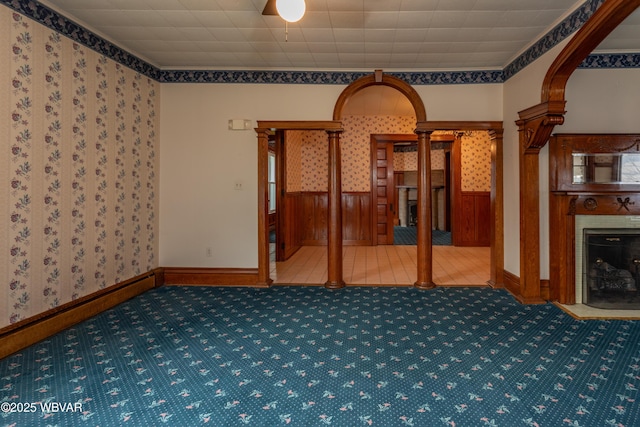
256,73 -> 504,288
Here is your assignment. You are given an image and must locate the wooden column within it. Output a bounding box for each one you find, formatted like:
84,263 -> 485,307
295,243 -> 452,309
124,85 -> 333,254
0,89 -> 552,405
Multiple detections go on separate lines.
325,129 -> 345,289
415,130 -> 435,289
256,128 -> 273,287
488,129 -> 504,288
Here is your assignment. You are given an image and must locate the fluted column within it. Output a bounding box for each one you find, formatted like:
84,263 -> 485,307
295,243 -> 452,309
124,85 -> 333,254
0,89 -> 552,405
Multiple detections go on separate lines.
415,130 -> 435,289
325,129 -> 345,289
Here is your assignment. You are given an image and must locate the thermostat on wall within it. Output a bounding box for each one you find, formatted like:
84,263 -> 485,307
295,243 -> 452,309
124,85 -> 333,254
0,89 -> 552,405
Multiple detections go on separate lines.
228,119 -> 252,130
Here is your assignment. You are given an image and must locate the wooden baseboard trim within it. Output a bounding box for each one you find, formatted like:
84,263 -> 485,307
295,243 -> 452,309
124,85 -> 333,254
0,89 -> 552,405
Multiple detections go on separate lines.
502,269 -> 548,304
503,269 -> 520,298
540,279 -> 550,301
162,267 -> 265,287
0,271 -> 158,359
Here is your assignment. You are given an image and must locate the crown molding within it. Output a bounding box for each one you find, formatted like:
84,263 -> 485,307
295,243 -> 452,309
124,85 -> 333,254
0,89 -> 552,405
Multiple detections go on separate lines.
1,0 -> 637,85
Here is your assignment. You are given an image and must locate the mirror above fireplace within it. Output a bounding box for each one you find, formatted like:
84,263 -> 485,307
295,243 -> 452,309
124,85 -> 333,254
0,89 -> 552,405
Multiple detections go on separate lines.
572,153 -> 640,184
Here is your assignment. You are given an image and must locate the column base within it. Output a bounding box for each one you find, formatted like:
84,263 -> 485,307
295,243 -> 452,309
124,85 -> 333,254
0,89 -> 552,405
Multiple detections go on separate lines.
414,281 -> 436,290
324,280 -> 346,289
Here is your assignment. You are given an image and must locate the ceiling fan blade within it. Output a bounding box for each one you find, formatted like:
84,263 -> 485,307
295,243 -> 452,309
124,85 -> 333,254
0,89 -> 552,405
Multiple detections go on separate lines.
262,0 -> 278,15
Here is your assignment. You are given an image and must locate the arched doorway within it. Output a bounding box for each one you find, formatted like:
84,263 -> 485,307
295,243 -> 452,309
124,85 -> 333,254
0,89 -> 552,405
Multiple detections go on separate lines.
256,71 -> 503,290
333,72 -> 434,288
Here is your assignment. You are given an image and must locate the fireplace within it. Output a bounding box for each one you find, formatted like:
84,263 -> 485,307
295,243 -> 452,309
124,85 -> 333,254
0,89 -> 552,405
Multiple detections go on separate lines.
549,133 -> 640,307
583,228 -> 640,309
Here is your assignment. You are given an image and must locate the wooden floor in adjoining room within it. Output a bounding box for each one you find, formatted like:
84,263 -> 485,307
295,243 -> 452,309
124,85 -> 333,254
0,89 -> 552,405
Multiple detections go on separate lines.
270,245 -> 490,286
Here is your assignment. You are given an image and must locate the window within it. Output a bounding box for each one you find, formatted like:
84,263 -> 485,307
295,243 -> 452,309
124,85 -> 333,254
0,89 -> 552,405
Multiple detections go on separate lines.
268,151 -> 276,213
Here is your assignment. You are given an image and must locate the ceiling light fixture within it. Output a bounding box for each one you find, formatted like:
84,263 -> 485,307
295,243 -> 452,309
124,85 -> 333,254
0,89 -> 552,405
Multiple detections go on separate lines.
262,0 -> 306,42
275,0 -> 306,23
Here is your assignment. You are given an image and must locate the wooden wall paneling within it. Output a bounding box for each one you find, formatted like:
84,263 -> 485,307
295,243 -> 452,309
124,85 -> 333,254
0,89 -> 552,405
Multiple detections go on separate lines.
301,192 -> 372,246
475,193 -> 491,246
302,192 -> 327,245
458,194 -> 476,243
452,134 -> 463,246
343,193 -> 373,245
282,192 -> 303,260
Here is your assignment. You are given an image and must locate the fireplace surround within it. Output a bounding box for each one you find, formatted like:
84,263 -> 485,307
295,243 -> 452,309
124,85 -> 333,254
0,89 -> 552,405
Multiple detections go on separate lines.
549,134 -> 640,306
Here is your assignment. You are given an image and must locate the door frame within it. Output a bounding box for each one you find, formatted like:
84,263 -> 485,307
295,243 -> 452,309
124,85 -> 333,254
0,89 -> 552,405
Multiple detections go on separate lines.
370,134 -> 417,245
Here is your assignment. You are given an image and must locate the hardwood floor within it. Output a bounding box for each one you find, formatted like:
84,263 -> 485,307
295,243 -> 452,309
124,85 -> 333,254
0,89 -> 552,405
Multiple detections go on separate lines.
270,244 -> 490,286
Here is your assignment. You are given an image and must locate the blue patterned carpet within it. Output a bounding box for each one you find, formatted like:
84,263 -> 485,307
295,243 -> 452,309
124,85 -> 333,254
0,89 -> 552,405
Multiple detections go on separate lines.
394,227 -> 451,246
2,286 -> 639,426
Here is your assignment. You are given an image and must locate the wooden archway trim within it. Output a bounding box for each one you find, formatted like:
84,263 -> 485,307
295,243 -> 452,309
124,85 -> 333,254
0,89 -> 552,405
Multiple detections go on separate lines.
333,73 -> 427,122
516,0 -> 640,305
333,71 -> 433,288
542,0 -> 640,103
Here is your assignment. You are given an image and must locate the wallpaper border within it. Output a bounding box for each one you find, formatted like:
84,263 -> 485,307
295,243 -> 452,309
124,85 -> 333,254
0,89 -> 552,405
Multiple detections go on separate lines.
1,0 -> 638,86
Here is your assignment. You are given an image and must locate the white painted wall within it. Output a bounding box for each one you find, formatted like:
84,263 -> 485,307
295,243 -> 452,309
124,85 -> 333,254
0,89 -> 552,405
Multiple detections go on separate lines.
563,68 -> 640,133
502,38 -> 571,279
159,82 -> 502,268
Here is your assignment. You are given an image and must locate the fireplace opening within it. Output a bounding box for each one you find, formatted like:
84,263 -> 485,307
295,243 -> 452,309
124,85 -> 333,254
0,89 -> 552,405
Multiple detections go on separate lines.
583,228 -> 640,309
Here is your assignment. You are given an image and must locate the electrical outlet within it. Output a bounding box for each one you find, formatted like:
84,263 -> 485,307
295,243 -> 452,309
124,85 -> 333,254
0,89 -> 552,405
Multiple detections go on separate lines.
234,182 -> 243,190
205,247 -> 212,257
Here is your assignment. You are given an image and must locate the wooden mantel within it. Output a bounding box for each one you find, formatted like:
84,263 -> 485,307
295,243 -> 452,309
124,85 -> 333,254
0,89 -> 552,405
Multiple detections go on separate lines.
549,133 -> 640,304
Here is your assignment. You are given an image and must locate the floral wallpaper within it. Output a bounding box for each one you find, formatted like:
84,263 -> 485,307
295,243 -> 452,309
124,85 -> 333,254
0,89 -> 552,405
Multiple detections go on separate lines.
300,131 -> 328,192
393,150 -> 445,172
341,115 -> 416,192
0,8 -> 159,329
285,130 -> 303,192
461,132 -> 492,192
393,133 -> 491,193
287,122 -> 491,196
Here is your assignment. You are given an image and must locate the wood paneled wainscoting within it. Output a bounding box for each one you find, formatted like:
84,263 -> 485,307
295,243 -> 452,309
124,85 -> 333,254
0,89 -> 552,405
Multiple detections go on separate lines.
454,192 -> 491,246
292,192 -> 373,246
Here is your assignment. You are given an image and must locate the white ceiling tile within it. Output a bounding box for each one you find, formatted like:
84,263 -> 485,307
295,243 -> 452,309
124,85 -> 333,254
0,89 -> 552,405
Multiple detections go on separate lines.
392,43 -> 424,54
429,11 -> 471,28
156,10 -> 203,27
224,11 -> 269,28
239,27 -> 277,42
364,0 -> 403,12
329,11 -> 366,28
398,0 -> 440,11
215,0 -> 257,12
305,42 -> 338,53
294,11 -> 332,28
393,29 -> 427,43
364,29 -> 395,43
177,27 -> 218,42
364,12 -> 399,29
42,0 -> 638,71
332,29 -> 365,43
364,42 -> 394,53
300,28 -> 335,43
192,11 -> 235,27
210,28 -> 248,42
177,0 -> 223,11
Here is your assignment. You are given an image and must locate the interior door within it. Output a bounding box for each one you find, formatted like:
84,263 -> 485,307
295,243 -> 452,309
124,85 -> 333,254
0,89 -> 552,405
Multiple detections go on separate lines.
371,137 -> 395,244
